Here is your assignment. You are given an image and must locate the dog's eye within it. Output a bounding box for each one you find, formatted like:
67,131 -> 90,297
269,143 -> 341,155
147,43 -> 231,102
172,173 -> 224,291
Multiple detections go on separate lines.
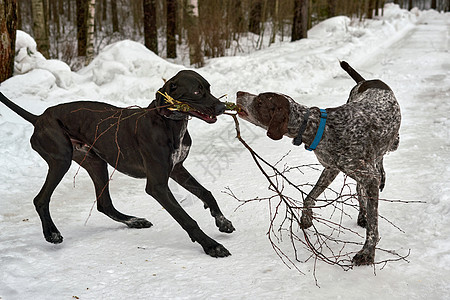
194,91 -> 200,95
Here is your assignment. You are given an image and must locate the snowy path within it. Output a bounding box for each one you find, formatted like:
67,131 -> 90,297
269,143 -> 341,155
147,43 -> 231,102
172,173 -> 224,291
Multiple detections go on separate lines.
1,6 -> 449,300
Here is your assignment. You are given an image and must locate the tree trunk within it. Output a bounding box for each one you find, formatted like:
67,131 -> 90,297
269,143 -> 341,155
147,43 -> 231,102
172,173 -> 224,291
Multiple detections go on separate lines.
230,0 -> 243,35
249,0 -> 262,35
270,0 -> 279,44
52,0 -> 59,35
291,0 -> 308,41
31,0 -> 50,58
327,0 -> 336,17
102,0 -> 107,21
143,0 -> 158,54
367,0 -> 375,18
431,0 -> 437,9
111,0 -> 118,32
186,0 -> 203,67
167,0 -> 177,58
68,0 -> 71,22
85,0 -> 95,65
0,0 -> 17,83
76,0 -> 88,57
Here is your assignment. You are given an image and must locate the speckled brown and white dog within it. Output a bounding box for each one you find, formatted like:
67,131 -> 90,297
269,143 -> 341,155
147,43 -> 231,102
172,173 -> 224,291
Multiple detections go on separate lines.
236,61 -> 401,265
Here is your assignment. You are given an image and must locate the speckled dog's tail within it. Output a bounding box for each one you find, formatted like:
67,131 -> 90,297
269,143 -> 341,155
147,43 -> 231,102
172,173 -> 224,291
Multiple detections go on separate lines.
340,61 -> 365,83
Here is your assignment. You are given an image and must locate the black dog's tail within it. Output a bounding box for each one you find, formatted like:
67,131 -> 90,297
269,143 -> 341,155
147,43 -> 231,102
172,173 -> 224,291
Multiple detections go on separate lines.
0,92 -> 38,125
340,61 -> 365,83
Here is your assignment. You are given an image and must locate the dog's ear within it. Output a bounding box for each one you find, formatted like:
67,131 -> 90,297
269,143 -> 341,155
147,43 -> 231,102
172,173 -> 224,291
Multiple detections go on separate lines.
156,79 -> 172,104
267,97 -> 289,140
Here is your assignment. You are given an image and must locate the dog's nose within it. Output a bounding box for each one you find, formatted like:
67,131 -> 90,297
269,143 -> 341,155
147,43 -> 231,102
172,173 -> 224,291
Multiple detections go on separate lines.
215,102 -> 227,115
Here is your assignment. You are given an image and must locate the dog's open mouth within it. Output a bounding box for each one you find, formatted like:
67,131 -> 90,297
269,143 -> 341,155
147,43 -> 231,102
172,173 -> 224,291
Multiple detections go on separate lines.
236,104 -> 248,118
188,110 -> 217,123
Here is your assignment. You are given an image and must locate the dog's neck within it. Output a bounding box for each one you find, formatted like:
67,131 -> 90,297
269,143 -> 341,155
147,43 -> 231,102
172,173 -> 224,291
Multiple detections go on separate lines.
287,100 -> 321,146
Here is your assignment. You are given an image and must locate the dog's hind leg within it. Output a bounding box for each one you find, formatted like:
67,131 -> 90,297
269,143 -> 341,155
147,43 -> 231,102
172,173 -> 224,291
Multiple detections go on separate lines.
170,163 -> 235,233
72,152 -> 152,229
300,167 -> 340,229
30,126 -> 73,244
357,159 -> 385,228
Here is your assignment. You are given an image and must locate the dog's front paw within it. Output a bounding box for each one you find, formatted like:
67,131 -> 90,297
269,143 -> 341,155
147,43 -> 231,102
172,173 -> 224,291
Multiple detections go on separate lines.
300,209 -> 313,229
45,232 -> 63,244
204,243 -> 231,258
215,215 -> 235,233
352,248 -> 375,266
125,217 -> 153,229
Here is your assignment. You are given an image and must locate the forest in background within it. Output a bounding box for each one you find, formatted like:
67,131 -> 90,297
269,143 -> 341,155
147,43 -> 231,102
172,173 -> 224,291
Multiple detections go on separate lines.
1,0 -> 449,82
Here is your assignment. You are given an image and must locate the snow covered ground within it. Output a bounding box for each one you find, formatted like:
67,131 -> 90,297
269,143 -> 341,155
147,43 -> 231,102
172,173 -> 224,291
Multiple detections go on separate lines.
1,4 -> 449,299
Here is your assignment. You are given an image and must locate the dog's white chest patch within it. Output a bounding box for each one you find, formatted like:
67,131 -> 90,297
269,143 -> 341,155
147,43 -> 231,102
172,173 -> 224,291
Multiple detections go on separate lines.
172,143 -> 190,166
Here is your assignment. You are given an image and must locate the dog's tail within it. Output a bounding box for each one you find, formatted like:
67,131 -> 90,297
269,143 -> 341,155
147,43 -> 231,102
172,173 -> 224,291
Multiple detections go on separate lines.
340,61 -> 365,83
0,92 -> 38,125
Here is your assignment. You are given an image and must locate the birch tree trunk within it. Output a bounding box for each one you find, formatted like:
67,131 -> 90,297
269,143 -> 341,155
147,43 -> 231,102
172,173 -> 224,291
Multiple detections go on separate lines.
85,0 -> 95,65
0,0 -> 17,83
31,0 -> 50,58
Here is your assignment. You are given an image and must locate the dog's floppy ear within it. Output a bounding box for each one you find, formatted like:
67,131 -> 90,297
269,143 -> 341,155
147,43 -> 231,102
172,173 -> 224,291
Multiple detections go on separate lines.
156,78 -> 174,105
267,97 -> 289,140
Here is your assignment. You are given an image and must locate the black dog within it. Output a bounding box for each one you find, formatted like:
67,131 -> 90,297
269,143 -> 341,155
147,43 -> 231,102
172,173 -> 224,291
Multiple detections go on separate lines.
0,70 -> 234,257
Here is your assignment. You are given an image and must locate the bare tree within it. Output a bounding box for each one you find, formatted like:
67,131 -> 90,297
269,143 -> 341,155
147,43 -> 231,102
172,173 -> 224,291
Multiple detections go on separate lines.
292,0 -> 308,41
31,0 -> 50,58
167,0 -> 177,58
270,0 -> 279,44
249,0 -> 262,35
111,0 -> 118,32
328,0 -> 336,17
186,0 -> 203,67
367,0 -> 376,18
85,0 -> 95,65
0,0 -> 17,83
76,0 -> 88,57
143,0 -> 157,54
431,0 -> 437,8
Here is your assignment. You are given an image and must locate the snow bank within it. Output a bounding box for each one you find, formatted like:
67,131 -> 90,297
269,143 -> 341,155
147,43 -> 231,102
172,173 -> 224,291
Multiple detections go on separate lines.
308,16 -> 352,39
14,31 -> 74,89
78,40 -> 183,101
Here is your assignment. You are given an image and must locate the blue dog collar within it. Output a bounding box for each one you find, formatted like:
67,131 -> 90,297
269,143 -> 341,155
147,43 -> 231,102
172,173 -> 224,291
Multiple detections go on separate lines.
306,109 -> 327,151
